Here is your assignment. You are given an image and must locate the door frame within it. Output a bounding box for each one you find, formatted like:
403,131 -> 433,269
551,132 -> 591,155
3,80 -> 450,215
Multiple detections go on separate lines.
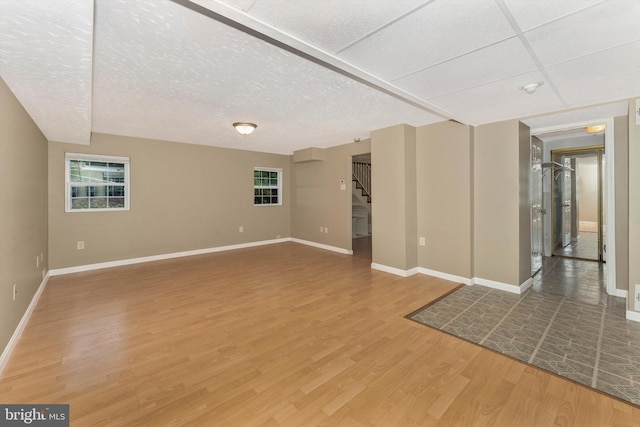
550,146 -> 604,260
531,117 -> 617,296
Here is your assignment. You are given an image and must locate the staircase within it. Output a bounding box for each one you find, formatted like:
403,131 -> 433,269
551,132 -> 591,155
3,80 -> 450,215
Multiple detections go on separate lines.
352,162 -> 371,238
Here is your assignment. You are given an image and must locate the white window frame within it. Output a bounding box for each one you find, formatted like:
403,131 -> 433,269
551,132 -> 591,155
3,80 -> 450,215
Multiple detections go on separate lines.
254,167 -> 282,206
65,153 -> 130,212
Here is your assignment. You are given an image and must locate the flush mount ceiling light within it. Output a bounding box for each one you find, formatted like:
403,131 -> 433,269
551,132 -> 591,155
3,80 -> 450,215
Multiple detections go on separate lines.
521,81 -> 544,94
585,124 -> 606,133
233,122 -> 257,135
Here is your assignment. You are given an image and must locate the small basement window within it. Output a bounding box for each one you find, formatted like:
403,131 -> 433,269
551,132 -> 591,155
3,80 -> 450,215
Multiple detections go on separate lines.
65,153 -> 130,212
254,167 -> 282,206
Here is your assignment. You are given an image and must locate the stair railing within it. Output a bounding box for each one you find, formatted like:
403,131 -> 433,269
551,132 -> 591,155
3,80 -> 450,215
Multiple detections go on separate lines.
352,162 -> 371,202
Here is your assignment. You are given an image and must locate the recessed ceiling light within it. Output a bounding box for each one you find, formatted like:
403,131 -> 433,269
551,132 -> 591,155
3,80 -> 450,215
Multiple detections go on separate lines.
521,82 -> 544,94
585,124 -> 606,133
233,122 -> 257,135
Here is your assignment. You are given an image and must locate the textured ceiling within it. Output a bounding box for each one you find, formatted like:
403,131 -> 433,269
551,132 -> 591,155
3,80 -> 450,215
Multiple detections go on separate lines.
1,0 -> 639,153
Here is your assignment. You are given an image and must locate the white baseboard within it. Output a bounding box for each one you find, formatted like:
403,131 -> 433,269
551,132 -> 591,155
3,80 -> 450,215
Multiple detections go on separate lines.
49,238 -> 292,276
371,263 -> 419,277
290,238 -> 352,255
520,277 -> 534,293
473,277 -> 523,294
418,268 -> 472,286
626,310 -> 640,322
0,272 -> 50,376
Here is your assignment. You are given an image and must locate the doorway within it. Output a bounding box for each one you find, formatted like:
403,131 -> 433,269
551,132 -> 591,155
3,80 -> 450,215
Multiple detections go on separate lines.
352,153 -> 372,260
550,147 -> 605,262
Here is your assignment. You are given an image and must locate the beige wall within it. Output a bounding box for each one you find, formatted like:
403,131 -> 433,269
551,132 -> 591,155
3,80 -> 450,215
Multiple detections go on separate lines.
48,133 -> 291,269
614,116 -> 629,293
416,121 -> 473,278
474,120 -> 530,287
576,158 -> 598,223
290,139 -> 370,250
629,100 -> 640,311
0,78 -> 48,355
371,124 -> 417,271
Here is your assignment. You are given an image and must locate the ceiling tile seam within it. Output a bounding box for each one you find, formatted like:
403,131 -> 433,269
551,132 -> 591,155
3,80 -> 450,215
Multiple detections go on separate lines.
423,68 -> 549,101
517,0 -> 609,33
334,0 -> 437,55
494,0 -> 568,108
244,0 -> 259,13
389,35 -> 521,83
171,0 -> 470,124
539,38 -> 640,69
556,68 -> 640,94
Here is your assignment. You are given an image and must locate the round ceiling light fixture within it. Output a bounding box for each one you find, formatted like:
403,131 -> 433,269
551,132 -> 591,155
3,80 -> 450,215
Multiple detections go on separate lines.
585,124 -> 606,134
233,122 -> 257,135
521,81 -> 544,94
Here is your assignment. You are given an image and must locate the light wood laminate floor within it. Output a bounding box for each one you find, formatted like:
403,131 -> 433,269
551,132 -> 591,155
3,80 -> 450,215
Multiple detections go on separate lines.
1,242 -> 638,425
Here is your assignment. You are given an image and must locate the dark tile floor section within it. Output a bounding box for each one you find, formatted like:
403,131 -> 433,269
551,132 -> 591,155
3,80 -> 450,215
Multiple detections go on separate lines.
555,230 -> 599,260
531,256 -> 625,309
410,283 -> 640,406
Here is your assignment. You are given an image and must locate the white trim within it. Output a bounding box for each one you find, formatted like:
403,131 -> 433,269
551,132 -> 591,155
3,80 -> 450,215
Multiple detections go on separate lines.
65,152 -> 131,213
626,310 -> 640,323
603,118 -> 616,295
371,263 -> 419,277
417,268 -> 472,285
520,277 -> 534,292
473,277 -> 523,294
49,238 -> 291,276
612,288 -> 628,299
254,167 -> 283,206
291,238 -> 352,255
48,238 -> 355,276
0,273 -> 50,375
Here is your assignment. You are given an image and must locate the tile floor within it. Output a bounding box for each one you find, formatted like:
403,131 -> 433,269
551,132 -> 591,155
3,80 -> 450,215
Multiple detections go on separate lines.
555,230 -> 600,260
409,257 -> 640,407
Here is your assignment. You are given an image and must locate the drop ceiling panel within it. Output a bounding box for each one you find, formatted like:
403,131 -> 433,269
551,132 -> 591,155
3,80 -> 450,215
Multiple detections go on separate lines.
546,40 -> 640,87
558,69 -> 640,106
394,37 -> 537,100
92,0 -> 443,154
0,0 -> 93,144
216,0 -> 429,54
501,0 -> 605,31
429,71 -> 554,114
522,101 -> 628,130
525,0 -> 640,67
338,0 -> 516,80
460,92 -> 566,125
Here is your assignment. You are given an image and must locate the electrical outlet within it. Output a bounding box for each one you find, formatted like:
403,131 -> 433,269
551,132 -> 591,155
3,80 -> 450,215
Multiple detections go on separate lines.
324,227 -> 329,234
36,255 -> 40,268
40,253 -> 44,263
419,237 -> 426,246
77,241 -> 85,250
13,284 -> 17,301
239,226 -> 244,233
320,226 -> 324,233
